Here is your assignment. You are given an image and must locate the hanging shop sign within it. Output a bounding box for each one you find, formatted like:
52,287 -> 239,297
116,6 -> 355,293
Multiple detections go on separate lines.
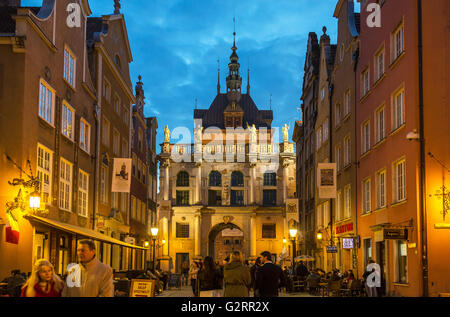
130,279 -> 155,297
326,246 -> 338,253
383,228 -> 408,240
336,222 -> 353,234
342,238 -> 354,249
317,163 -> 337,199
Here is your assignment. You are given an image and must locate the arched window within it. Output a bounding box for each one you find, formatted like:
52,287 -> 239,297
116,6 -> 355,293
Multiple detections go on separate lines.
231,171 -> 244,187
263,172 -> 277,186
209,171 -> 222,187
176,171 -> 189,187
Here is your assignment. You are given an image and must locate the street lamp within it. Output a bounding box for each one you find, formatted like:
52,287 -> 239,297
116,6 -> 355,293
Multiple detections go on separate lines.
151,227 -> 159,271
289,228 -> 298,276
29,191 -> 41,210
316,232 -> 323,241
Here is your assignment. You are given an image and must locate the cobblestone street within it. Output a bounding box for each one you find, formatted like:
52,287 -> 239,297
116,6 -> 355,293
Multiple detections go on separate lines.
157,286 -> 315,298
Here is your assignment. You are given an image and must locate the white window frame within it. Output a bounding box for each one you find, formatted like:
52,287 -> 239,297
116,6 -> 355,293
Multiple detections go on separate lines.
78,169 -> 89,217
64,45 -> 76,88
392,22 -> 404,61
374,47 -> 385,82
59,158 -> 73,212
376,169 -> 387,209
37,144 -> 53,205
375,106 -> 385,143
123,106 -> 129,125
103,78 -> 111,103
362,120 -> 371,154
361,68 -> 370,97
344,184 -> 351,219
114,94 -> 121,114
344,89 -> 351,116
344,135 -> 351,167
80,118 -> 90,153
362,178 -> 371,214
39,79 -> 55,125
392,87 -> 405,131
62,101 -> 75,140
393,159 -> 406,203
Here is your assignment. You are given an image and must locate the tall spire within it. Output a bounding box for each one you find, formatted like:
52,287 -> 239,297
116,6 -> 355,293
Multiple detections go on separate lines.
247,59 -> 250,95
226,19 -> 242,99
217,58 -> 220,95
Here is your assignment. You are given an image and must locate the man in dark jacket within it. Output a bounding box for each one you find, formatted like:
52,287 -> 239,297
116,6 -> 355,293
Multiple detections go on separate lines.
255,251 -> 285,297
295,261 -> 309,279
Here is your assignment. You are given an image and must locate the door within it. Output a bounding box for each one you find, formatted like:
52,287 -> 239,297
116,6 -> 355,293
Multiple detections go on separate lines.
176,253 -> 189,274
376,241 -> 387,296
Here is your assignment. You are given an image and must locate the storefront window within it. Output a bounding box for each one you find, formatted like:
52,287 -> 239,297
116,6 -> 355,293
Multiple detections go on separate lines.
363,238 -> 372,269
396,241 -> 408,284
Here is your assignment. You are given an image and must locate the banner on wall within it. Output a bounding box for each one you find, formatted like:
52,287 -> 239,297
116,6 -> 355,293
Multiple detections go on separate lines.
317,163 -> 337,199
111,158 -> 132,193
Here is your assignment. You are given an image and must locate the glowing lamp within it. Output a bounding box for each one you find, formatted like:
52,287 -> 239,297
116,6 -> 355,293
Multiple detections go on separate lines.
144,241 -> 150,248
289,228 -> 298,239
29,191 -> 41,209
151,227 -> 159,237
317,232 -> 323,240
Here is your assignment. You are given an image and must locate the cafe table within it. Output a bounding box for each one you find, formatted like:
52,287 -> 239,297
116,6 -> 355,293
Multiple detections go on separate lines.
319,282 -> 328,297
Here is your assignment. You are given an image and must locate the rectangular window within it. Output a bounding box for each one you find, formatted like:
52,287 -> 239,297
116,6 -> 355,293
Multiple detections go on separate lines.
392,88 -> 405,130
336,191 -> 342,222
113,129 -> 120,156
316,204 -> 323,228
392,24 -> 404,61
363,178 -> 371,214
78,170 -> 89,217
336,145 -> 342,172
344,136 -> 351,167
263,189 -> 277,206
344,90 -> 351,116
39,79 -> 55,125
376,169 -> 386,209
59,158 -> 72,211
344,185 -> 351,219
176,190 -> 190,206
262,224 -> 276,239
263,173 -> 277,186
103,79 -> 111,102
102,117 -> 110,146
138,128 -> 143,152
375,106 -> 385,143
394,159 -> 406,203
323,118 -> 329,142
63,46 -> 76,87
122,139 -> 129,157
375,48 -> 385,81
123,106 -> 129,125
61,102 -> 75,140
316,127 -> 322,150
80,118 -> 90,153
361,68 -> 370,97
176,223 -> 190,238
363,238 -> 372,269
362,121 -> 371,154
231,190 -> 245,206
100,165 -> 108,204
208,190 -> 222,205
395,241 -> 408,284
37,144 -> 52,204
114,95 -> 120,114
335,103 -> 341,126
131,195 -> 136,219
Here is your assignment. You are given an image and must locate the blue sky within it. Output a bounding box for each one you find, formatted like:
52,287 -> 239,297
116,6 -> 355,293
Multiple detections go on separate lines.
23,0 -> 360,151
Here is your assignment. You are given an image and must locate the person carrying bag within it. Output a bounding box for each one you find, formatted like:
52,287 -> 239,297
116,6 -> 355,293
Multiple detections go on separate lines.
197,256 -> 223,297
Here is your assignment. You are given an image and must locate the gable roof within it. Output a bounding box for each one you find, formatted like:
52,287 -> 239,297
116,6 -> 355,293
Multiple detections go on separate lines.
194,93 -> 272,129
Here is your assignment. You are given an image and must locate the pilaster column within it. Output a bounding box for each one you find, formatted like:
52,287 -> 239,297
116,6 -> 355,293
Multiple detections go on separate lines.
250,213 -> 256,257
162,217 -> 169,256
194,212 -> 201,256
196,163 -> 202,204
249,163 -> 256,204
163,161 -> 170,201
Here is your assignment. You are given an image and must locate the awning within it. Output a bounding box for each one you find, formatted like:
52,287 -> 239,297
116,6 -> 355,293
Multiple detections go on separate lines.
25,214 -> 149,250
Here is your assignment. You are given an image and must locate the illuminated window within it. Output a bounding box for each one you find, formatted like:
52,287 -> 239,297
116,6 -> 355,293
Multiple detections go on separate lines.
64,46 -> 76,87
37,144 -> 52,204
39,79 -> 55,125
59,158 -> 72,211
80,118 -> 90,153
78,169 -> 89,217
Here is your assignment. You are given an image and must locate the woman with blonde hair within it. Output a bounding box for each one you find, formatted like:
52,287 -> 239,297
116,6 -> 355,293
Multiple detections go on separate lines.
20,259 -> 64,297
223,251 -> 251,297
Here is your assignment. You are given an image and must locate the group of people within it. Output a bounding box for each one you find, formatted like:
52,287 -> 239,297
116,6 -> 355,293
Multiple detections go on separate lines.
185,250 -> 286,297
2,239 -> 114,297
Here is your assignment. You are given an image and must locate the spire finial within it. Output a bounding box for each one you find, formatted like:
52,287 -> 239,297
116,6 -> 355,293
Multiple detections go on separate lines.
233,17 -> 236,48
217,58 -> 220,94
138,75 -> 142,83
322,26 -> 327,34
114,0 -> 121,14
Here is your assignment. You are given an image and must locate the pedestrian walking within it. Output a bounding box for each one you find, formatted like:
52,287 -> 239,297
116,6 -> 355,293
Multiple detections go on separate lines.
181,260 -> 189,286
62,239 -> 114,297
255,251 -> 286,297
20,259 -> 64,297
189,261 -> 200,297
250,257 -> 262,296
223,251 -> 251,297
197,256 -> 223,297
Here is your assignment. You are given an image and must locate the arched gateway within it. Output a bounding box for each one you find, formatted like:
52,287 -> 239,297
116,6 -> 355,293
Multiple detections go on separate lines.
208,222 -> 244,261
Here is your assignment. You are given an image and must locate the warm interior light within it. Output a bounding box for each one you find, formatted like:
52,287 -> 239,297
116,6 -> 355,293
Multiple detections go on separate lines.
144,241 -> 150,247
289,228 -> 298,238
29,191 -> 41,209
317,232 -> 323,240
162,239 -> 166,244
151,227 -> 159,237
283,238 -> 287,244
